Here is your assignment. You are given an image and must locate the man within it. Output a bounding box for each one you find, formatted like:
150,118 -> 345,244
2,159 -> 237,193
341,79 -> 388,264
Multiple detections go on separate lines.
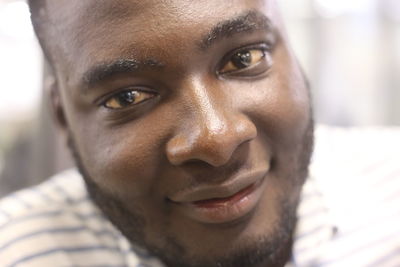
0,0 -> 399,266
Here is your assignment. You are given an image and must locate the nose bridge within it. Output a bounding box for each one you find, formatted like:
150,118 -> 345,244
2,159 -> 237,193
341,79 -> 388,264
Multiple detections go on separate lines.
189,77 -> 227,135
166,76 -> 257,166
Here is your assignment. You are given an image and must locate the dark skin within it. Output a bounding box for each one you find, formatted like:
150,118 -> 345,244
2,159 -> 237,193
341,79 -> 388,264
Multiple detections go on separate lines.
38,0 -> 314,266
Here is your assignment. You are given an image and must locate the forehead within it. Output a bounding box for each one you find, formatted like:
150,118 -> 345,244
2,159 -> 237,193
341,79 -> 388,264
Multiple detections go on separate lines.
45,0 -> 280,82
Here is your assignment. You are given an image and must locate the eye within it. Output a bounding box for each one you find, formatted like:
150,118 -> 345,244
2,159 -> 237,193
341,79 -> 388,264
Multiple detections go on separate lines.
219,45 -> 272,76
103,89 -> 155,110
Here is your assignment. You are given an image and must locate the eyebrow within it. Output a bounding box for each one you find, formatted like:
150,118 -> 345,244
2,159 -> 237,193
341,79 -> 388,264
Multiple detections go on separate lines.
81,58 -> 164,89
199,10 -> 275,50
81,10 -> 274,89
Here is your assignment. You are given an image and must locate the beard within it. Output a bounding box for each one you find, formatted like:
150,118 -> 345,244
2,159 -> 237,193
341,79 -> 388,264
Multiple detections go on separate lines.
67,116 -> 314,267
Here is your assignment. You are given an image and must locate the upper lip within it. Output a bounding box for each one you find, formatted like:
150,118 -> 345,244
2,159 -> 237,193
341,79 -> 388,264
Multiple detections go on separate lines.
168,168 -> 268,203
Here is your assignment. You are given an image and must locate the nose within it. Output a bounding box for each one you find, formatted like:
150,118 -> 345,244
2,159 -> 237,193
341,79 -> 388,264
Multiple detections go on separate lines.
166,79 -> 257,167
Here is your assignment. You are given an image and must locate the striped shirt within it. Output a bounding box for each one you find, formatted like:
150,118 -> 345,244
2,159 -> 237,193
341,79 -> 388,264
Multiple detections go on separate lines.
0,125 -> 399,267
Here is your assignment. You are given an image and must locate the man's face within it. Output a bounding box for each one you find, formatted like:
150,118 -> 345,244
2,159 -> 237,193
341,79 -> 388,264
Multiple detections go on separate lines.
46,0 -> 313,266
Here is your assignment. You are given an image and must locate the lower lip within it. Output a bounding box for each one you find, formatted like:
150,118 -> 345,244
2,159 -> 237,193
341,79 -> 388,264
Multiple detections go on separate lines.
176,178 -> 266,224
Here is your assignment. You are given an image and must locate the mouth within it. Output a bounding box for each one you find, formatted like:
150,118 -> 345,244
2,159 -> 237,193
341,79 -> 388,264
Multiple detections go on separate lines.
169,170 -> 268,224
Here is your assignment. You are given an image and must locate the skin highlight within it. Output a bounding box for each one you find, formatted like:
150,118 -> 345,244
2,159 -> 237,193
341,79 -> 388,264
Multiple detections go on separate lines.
29,0 -> 314,266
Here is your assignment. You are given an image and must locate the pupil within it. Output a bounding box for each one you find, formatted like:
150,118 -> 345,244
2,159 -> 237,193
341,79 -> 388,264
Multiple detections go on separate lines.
117,91 -> 136,106
232,51 -> 252,68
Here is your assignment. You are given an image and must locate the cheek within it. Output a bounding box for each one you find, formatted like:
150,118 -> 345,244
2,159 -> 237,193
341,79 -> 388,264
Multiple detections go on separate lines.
73,120 -> 167,199
249,47 -> 311,145
247,77 -> 310,144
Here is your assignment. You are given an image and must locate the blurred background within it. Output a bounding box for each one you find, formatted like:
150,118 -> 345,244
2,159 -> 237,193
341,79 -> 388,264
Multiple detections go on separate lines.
0,0 -> 399,196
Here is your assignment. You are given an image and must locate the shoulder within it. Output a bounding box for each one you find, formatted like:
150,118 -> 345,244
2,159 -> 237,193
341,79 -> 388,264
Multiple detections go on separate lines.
0,169 -> 127,266
0,169 -> 89,224
310,125 -> 400,266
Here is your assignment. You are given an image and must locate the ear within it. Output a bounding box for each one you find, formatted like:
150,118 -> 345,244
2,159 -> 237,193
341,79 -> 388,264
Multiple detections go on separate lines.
45,73 -> 68,130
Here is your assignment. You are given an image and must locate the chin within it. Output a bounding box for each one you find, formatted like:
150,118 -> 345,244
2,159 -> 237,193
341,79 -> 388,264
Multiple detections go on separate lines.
82,172 -> 298,267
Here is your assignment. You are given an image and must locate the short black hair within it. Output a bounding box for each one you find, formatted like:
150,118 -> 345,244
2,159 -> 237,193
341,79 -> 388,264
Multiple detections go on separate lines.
27,0 -> 54,65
